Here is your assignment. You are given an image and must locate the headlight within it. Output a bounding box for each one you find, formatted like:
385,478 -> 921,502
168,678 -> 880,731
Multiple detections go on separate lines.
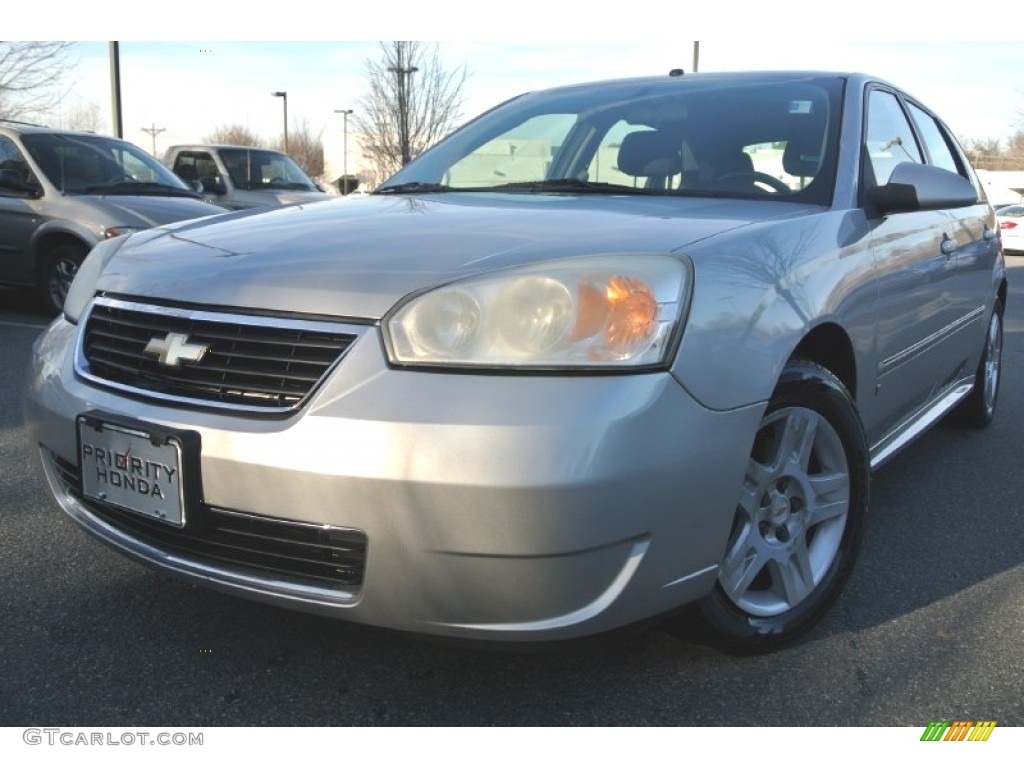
385,254 -> 691,370
63,235 -> 130,323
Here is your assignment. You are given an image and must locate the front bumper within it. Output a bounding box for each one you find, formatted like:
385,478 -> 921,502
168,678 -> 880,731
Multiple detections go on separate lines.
25,315 -> 765,641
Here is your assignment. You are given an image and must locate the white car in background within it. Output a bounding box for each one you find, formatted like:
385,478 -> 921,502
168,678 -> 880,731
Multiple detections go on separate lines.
996,204 -> 1024,253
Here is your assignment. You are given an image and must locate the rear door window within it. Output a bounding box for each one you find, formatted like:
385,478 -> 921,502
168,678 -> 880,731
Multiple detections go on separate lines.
906,103 -> 962,177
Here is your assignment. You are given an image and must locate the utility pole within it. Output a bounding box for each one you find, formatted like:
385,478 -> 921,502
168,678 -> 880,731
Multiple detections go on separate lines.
335,109 -> 353,193
141,123 -> 166,157
388,63 -> 418,166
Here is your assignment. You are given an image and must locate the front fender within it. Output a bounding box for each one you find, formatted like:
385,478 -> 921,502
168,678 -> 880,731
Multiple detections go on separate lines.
671,210 -> 875,411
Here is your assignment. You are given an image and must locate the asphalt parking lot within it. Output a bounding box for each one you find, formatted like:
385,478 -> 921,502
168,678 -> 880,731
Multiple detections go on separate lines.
1,260 -> 1022,727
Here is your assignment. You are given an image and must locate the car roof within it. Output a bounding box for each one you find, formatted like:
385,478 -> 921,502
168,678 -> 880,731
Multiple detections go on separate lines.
529,70 -> 879,90
508,71 -> 909,106
0,120 -> 109,138
167,144 -> 285,152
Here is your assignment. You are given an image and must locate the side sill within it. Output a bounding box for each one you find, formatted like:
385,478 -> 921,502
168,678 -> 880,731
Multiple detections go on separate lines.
869,377 -> 974,470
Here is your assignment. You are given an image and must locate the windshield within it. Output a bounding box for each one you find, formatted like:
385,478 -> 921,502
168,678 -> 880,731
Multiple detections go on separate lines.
218,148 -> 317,191
21,132 -> 193,194
382,74 -> 843,205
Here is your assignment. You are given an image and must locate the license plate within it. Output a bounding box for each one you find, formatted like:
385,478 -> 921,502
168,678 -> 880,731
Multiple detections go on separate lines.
77,417 -> 186,527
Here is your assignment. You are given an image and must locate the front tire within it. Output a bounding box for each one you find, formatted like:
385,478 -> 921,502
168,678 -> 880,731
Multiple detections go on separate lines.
698,360 -> 869,654
40,242 -> 87,315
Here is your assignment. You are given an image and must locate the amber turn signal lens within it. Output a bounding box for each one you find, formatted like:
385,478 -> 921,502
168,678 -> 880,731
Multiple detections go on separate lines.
604,276 -> 658,350
572,275 -> 658,356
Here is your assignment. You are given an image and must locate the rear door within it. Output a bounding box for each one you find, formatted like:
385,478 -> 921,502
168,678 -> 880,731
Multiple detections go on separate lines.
904,99 -> 997,383
864,88 -> 963,443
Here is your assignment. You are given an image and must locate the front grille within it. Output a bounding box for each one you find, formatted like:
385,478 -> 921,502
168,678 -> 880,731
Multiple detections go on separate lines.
78,298 -> 360,412
50,454 -> 367,591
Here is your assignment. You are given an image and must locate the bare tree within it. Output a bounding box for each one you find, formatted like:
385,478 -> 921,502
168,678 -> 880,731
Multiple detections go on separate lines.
1005,130 -> 1024,166
273,118 -> 324,179
966,94 -> 1024,170
203,124 -> 263,146
961,131 -> 1024,171
0,41 -> 76,121
64,102 -> 104,133
355,41 -> 467,186
961,136 -> 1002,170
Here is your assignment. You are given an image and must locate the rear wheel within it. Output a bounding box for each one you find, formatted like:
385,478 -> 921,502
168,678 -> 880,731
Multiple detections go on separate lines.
950,300 -> 1003,428
39,242 -> 87,315
699,360 -> 868,654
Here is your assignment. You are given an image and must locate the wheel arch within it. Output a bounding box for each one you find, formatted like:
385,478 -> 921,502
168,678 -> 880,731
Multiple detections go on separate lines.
30,229 -> 94,285
788,322 -> 858,401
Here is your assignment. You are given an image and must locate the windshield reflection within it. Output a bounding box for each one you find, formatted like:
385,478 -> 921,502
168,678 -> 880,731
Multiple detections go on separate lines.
218,148 -> 316,191
22,133 -> 191,195
383,75 -> 843,206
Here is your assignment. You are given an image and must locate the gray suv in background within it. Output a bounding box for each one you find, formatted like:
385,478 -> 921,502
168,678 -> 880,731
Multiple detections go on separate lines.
0,121 -> 226,313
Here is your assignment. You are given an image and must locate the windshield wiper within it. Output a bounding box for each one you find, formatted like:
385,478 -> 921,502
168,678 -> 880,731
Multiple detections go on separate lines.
488,178 -> 662,195
375,181 -> 453,195
273,182 -> 315,190
79,181 -> 200,198
374,179 -> 658,196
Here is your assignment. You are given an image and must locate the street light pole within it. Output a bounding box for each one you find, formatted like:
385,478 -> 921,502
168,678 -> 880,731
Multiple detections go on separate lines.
109,42 -> 123,138
335,109 -> 353,193
272,91 -> 288,153
387,66 -> 418,166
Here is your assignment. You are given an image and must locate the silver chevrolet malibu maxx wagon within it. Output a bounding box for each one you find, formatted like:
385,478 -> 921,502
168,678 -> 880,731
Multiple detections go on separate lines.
25,71 -> 1007,653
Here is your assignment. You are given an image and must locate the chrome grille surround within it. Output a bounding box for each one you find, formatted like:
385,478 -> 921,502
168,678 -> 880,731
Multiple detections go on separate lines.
75,297 -> 364,413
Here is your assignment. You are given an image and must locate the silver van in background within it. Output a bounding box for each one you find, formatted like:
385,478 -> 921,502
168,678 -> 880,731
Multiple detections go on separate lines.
0,121 -> 226,313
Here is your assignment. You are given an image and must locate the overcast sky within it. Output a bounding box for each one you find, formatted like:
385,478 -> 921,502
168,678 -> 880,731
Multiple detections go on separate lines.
13,5 -> 1024,164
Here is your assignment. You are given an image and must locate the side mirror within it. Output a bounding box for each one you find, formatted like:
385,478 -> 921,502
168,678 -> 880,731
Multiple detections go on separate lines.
870,162 -> 978,215
0,168 -> 42,197
199,176 -> 227,196
188,179 -> 203,195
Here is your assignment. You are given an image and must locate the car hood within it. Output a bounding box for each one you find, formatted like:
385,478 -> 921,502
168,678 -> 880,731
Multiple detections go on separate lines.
97,193 -> 818,319
221,189 -> 334,211
274,190 -> 334,205
83,194 -> 227,226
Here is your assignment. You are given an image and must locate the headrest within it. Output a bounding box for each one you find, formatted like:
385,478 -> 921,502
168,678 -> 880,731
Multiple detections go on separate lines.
617,131 -> 682,177
712,150 -> 754,177
783,134 -> 823,178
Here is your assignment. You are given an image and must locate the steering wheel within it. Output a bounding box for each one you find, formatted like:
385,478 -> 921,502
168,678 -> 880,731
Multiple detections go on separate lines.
716,171 -> 789,194
268,176 -> 287,184
107,173 -> 136,184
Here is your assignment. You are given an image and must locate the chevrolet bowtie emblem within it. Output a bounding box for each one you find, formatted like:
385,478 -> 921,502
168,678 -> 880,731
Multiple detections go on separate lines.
143,332 -> 208,368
